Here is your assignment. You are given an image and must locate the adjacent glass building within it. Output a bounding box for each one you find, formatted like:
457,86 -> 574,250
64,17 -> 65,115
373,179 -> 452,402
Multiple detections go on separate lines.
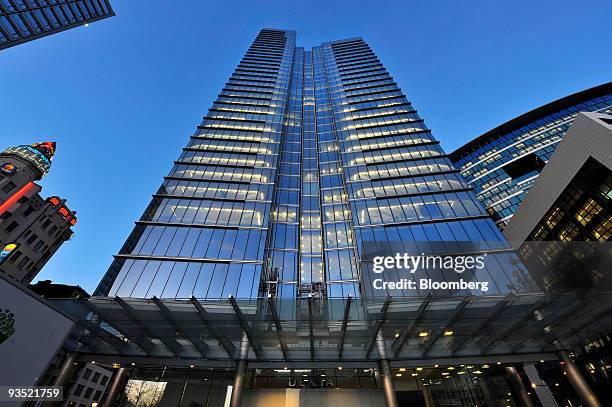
0,0 -> 114,50
450,83 -> 612,230
95,29 -> 533,300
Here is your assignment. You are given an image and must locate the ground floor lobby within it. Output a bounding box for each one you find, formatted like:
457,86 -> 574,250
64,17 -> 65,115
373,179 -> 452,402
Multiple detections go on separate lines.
105,364 -> 523,407
48,356 -> 606,407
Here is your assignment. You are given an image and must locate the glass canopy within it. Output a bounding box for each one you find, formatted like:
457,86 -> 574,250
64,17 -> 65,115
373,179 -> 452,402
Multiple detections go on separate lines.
49,293 -> 612,364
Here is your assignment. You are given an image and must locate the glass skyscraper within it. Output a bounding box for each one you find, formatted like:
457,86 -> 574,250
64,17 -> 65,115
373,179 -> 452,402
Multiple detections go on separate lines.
95,29 -> 531,300
0,0 -> 114,50
43,29 -> 610,407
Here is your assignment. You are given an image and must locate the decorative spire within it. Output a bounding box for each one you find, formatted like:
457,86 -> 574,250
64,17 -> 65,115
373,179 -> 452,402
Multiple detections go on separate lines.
30,141 -> 56,162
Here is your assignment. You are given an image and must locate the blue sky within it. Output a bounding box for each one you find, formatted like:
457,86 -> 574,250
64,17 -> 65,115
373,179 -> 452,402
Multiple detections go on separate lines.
1,0 -> 610,293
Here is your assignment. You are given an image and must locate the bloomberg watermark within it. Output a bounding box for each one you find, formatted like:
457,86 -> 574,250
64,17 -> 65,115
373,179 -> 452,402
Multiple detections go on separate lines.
359,241 -> 503,297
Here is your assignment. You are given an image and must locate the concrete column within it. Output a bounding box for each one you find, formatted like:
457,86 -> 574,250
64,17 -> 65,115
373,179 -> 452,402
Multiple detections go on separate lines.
102,367 -> 128,407
558,350 -> 601,407
378,359 -> 398,407
229,334 -> 250,407
48,352 -> 79,407
375,331 -> 398,407
504,366 -> 535,407
230,359 -> 247,407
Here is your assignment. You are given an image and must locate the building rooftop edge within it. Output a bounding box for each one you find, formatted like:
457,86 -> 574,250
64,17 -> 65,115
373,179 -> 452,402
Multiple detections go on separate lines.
261,27 -> 296,33
323,37 -> 365,46
258,28 -> 364,48
449,81 -> 612,162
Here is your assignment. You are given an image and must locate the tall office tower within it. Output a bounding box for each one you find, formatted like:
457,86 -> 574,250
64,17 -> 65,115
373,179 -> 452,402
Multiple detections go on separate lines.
0,142 -> 77,284
450,83 -> 612,231
0,0 -> 114,50
96,29 -> 533,300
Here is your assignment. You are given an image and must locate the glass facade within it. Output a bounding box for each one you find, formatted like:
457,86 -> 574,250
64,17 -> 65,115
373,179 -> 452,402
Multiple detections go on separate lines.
95,29 -> 533,300
0,0 -> 114,50
450,83 -> 612,230
110,365 -> 520,407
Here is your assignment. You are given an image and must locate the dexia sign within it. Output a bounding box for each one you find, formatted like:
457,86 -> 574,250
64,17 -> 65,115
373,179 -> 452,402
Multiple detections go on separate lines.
289,377 -> 336,388
0,308 -> 15,344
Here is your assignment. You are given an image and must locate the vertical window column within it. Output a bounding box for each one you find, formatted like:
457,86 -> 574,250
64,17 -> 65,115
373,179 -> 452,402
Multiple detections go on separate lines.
298,51 -> 325,297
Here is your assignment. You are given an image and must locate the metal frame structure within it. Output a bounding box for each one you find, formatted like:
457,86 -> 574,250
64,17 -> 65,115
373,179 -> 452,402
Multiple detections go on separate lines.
49,292 -> 612,366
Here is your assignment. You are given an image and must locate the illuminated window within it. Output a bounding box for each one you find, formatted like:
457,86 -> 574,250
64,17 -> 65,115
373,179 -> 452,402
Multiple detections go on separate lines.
558,223 -> 579,241
545,207 -> 563,230
597,175 -> 612,200
574,198 -> 602,226
592,215 -> 612,241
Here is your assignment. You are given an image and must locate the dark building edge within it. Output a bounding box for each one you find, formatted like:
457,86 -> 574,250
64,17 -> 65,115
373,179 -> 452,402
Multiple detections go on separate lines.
0,1 -> 115,51
449,82 -> 612,162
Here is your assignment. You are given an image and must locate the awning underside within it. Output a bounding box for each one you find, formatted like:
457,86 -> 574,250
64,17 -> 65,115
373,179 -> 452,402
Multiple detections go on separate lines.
49,293 -> 612,363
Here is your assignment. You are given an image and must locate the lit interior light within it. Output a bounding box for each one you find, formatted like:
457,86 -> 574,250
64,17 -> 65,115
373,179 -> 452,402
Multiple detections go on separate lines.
399,368 -> 406,372
395,373 -> 402,377
443,330 -> 454,336
418,332 -> 428,337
